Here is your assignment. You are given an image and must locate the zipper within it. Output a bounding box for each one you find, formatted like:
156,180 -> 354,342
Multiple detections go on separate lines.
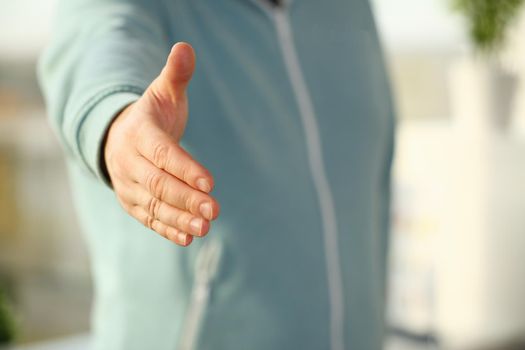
178,239 -> 223,350
261,2 -> 346,350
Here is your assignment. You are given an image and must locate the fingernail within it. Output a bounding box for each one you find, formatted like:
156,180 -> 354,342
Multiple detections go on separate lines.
199,202 -> 213,220
196,178 -> 211,193
190,217 -> 203,235
178,232 -> 192,246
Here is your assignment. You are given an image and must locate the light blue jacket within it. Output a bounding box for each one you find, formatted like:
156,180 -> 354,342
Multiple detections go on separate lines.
39,0 -> 396,349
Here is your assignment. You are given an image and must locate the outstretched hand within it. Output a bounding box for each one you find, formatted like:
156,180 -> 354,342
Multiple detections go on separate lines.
104,42 -> 219,247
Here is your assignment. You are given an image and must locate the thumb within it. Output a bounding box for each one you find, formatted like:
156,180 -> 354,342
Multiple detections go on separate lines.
151,42 -> 196,103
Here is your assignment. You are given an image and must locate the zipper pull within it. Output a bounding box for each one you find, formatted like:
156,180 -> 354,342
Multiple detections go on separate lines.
179,239 -> 223,350
194,239 -> 223,288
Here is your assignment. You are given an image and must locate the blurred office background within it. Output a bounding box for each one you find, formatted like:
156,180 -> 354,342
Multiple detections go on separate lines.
0,0 -> 92,347
0,0 -> 524,349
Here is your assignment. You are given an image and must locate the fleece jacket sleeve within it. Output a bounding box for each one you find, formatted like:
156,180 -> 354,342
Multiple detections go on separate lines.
38,0 -> 171,186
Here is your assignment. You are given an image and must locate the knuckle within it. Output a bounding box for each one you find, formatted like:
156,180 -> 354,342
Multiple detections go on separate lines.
174,212 -> 186,230
145,171 -> 165,198
147,196 -> 162,219
155,227 -> 167,239
180,212 -> 193,231
183,191 -> 197,213
145,215 -> 155,231
150,82 -> 175,110
152,221 -> 168,239
152,143 -> 170,169
166,227 -> 179,243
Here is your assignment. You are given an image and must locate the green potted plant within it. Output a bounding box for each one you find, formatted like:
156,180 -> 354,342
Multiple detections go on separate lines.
449,0 -> 525,132
452,0 -> 525,54
0,289 -> 15,348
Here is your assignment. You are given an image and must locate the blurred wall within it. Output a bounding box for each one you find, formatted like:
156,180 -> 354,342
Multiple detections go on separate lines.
0,0 -> 92,343
374,1 -> 525,348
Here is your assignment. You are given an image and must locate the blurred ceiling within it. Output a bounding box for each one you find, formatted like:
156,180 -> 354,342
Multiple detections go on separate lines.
0,0 -> 467,61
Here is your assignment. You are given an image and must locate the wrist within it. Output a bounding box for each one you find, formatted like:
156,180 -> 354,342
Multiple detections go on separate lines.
101,102 -> 135,187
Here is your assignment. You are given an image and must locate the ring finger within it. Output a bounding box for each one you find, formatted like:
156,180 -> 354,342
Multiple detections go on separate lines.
117,180 -> 211,237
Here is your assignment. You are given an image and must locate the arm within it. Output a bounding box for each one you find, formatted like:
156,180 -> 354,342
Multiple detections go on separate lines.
38,0 -> 167,181
38,1 -> 219,246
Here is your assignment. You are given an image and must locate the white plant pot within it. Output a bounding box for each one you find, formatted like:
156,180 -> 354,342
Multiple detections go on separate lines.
434,56 -> 525,350
450,56 -> 517,135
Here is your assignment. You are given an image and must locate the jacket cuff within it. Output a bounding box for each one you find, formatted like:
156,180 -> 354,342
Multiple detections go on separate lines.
78,91 -> 141,187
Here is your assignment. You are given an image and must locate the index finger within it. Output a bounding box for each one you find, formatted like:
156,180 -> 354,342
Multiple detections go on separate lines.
136,122 -> 214,193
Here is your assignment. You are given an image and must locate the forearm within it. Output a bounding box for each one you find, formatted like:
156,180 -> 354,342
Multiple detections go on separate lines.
38,0 -> 169,183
